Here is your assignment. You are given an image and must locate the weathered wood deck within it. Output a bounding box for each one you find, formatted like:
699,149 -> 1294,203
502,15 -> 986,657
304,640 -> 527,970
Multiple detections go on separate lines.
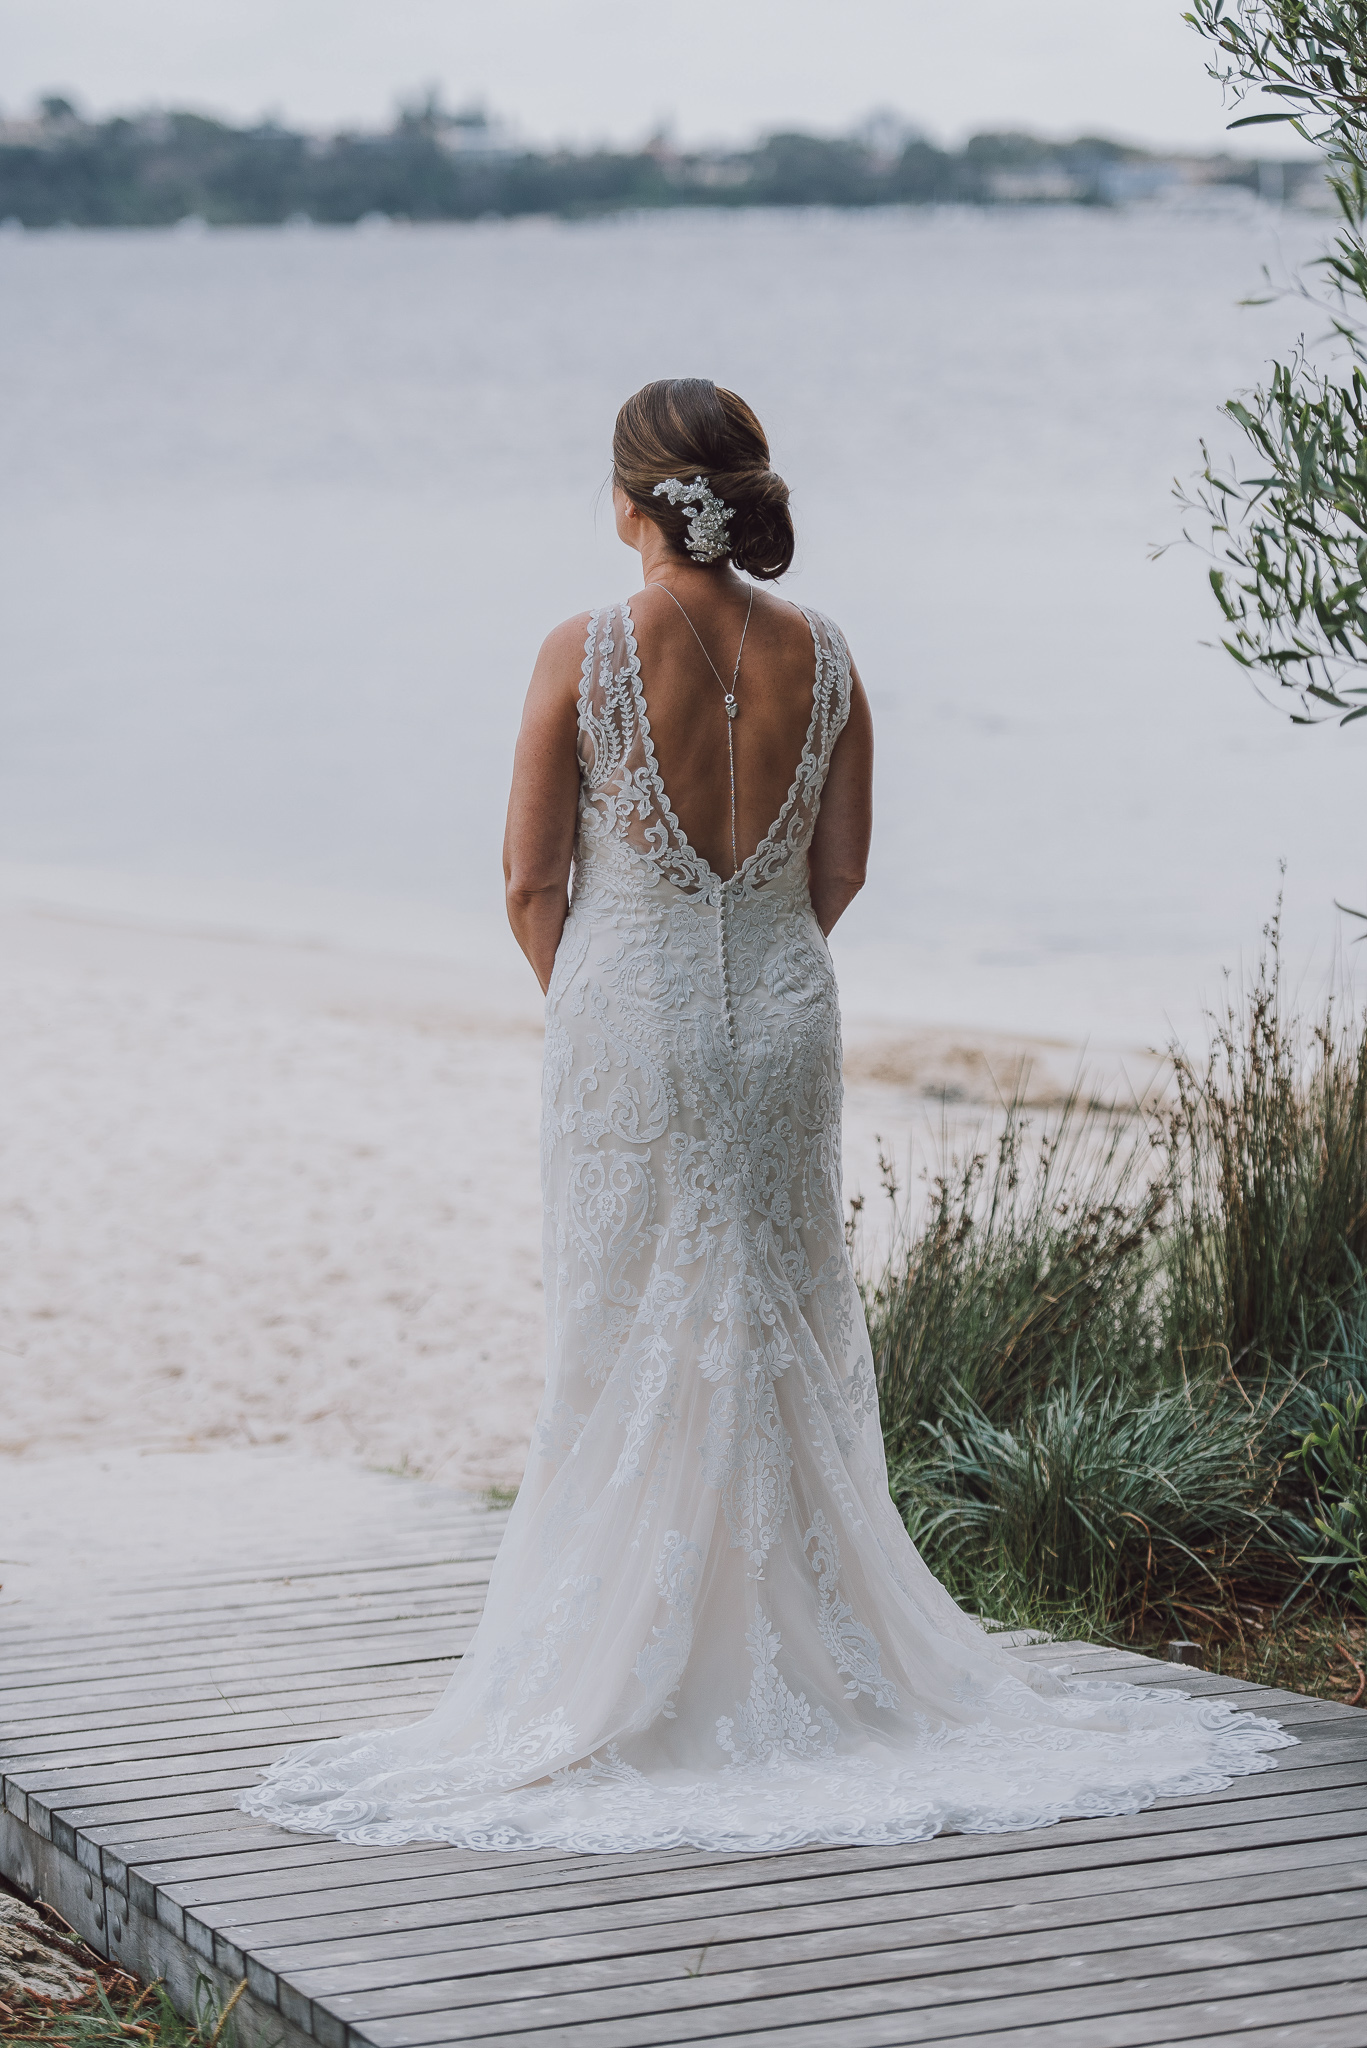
3,1475 -> 1365,2048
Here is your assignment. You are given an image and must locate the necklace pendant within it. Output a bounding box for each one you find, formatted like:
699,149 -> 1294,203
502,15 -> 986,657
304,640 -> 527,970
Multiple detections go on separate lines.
724,697 -> 738,720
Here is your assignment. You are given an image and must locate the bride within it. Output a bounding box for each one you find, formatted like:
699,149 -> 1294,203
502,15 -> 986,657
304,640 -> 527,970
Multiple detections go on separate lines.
243,377 -> 1292,1853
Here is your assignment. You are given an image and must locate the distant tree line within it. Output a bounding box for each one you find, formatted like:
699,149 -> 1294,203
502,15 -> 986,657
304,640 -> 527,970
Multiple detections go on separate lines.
0,94 -> 1320,228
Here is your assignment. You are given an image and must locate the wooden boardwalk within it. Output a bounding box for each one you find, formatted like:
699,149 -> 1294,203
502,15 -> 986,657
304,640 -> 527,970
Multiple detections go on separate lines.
3,1476 -> 1366,2048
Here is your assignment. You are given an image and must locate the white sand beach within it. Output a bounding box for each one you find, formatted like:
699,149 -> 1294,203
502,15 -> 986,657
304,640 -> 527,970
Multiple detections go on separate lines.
0,888 -> 1149,1499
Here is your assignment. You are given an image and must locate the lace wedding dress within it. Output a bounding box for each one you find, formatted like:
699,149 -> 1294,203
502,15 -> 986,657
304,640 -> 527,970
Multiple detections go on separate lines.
242,600 -> 1293,1854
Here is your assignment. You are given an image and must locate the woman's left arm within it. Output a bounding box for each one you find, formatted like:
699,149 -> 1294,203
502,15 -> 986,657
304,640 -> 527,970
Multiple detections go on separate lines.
502,616 -> 589,993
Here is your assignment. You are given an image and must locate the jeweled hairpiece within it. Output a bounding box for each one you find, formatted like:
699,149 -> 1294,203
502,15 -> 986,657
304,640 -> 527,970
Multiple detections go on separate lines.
652,475 -> 734,563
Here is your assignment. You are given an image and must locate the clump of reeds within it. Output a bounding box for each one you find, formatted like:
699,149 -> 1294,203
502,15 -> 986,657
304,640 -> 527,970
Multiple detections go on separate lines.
1160,917 -> 1367,1385
869,922 -> 1367,1678
866,1095 -> 1167,1462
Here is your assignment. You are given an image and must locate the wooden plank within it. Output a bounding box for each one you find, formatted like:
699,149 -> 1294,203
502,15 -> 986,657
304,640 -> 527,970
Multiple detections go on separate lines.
344,1940 -> 1367,2046
1,1558 -> 489,1622
0,1696 -> 460,1768
0,1642 -> 467,1710
1158,2021 -> 1367,2048
0,1569 -> 498,1650
198,1835 -> 1367,1950
217,1842 -> 1367,1993
0,1669 -> 459,1728
4,1603 -> 490,1673
200,1818 -> 1367,1941
0,1665 -> 463,1723
248,1861 -> 1365,1988
5,1654 -> 459,1736
80,1544 -> 503,1592
274,1883 -> 1367,2006
0,1677 -> 452,1740
2,1617 -> 479,1682
592,1983 -> 1367,2048
0,1574 -> 491,1641
157,1802 -> 1360,1957
313,1903 -> 1367,2030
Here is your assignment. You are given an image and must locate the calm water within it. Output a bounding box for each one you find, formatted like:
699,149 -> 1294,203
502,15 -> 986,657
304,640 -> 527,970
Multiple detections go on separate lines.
1,203 -> 1362,1041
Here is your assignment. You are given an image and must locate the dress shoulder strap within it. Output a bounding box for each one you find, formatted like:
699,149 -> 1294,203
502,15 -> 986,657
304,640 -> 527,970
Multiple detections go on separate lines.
799,607 -> 853,779
576,603 -> 640,788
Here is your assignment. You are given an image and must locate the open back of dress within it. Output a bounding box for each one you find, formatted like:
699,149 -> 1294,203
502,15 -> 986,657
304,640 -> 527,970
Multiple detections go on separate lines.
242,600 -> 1292,1854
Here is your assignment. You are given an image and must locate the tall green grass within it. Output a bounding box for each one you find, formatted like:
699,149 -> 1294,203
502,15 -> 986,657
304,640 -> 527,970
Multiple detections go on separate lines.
868,928 -> 1367,1651
1161,931 -> 1367,1382
867,1097 -> 1167,1460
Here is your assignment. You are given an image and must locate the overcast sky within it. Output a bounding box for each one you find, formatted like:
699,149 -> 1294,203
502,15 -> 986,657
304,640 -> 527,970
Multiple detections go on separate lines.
2,0 -> 1303,154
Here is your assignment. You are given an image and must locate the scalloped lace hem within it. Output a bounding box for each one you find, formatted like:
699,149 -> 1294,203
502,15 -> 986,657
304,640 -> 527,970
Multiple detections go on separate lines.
238,1681 -> 1297,1856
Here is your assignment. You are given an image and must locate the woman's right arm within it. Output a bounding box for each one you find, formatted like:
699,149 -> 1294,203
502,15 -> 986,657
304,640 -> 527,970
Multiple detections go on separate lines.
807,662 -> 874,937
502,616 -> 589,993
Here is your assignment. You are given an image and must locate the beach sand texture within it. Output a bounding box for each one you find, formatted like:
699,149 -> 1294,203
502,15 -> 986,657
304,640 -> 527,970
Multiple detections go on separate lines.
0,898 -> 1146,1491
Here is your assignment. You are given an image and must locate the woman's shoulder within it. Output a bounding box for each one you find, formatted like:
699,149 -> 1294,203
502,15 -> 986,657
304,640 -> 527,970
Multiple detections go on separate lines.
538,609 -> 597,660
781,598 -> 850,662
529,605 -> 637,714
539,600 -> 639,655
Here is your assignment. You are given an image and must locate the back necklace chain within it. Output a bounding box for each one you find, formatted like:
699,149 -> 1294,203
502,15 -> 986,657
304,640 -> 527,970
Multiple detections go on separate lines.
646,580 -> 755,881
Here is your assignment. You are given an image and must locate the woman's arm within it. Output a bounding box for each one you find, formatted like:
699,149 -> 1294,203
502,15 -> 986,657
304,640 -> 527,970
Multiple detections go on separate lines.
502,617 -> 588,992
807,662 -> 874,936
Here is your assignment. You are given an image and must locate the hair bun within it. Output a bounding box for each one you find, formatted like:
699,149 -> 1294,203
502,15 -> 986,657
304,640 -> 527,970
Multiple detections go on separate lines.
613,379 -> 796,580
718,464 -> 793,581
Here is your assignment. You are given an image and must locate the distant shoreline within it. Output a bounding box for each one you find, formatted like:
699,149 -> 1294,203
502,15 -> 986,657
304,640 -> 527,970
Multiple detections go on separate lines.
0,96 -> 1329,230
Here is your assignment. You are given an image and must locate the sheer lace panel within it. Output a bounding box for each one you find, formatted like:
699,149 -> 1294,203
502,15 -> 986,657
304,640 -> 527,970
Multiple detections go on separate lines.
575,600 -> 851,904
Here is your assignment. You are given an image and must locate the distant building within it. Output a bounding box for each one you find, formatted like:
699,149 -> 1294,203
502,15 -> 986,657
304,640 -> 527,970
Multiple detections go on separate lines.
432,104 -> 519,159
0,95 -> 84,147
851,107 -> 928,171
986,168 -> 1088,203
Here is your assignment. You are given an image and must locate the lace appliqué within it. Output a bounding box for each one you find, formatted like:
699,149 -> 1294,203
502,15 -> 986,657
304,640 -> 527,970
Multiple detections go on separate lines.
717,1612 -> 838,1766
803,1511 -> 899,1709
634,1529 -> 704,1718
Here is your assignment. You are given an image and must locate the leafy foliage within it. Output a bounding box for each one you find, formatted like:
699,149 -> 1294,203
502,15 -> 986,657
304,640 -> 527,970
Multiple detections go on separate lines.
1183,2 -> 1367,723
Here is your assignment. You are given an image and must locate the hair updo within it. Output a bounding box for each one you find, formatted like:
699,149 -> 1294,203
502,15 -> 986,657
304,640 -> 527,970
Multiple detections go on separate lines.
612,378 -> 795,581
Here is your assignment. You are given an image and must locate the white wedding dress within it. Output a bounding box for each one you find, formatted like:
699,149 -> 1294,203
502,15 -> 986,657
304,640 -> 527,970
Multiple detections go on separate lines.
242,601 -> 1293,1853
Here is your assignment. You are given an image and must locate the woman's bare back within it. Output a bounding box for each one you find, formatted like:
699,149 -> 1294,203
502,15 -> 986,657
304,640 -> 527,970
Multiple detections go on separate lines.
628,582 -> 819,878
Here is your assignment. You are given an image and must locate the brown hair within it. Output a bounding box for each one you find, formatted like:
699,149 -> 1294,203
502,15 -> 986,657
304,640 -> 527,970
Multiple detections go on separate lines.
612,378 -> 795,581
